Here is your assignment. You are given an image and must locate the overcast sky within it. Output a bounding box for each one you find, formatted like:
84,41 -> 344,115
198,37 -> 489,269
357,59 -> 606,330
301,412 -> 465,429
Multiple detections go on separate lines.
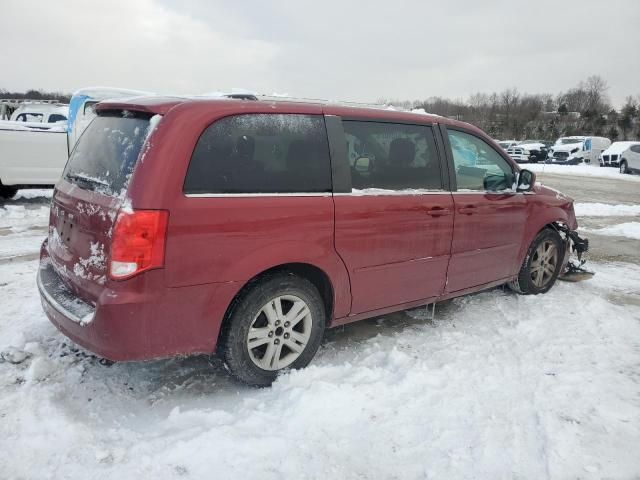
2,0 -> 639,106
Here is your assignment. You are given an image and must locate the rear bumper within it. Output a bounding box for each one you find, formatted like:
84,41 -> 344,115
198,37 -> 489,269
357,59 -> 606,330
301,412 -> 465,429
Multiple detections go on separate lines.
38,241 -> 240,361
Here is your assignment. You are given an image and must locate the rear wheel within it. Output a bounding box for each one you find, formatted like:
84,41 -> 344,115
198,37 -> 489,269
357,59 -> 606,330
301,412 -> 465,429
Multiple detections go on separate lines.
219,273 -> 326,386
620,160 -> 629,174
0,185 -> 18,199
509,229 -> 564,295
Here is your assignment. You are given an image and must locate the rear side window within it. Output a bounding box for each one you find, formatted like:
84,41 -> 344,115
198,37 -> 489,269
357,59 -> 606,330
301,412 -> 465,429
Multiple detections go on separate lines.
64,112 -> 152,196
184,114 -> 332,194
343,121 -> 442,191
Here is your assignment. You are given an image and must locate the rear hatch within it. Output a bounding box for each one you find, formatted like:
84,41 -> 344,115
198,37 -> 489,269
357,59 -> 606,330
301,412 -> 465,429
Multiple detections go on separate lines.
47,110 -> 155,303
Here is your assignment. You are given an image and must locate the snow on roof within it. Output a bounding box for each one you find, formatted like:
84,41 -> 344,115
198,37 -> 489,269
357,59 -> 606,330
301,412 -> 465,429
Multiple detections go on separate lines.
72,86 -> 154,100
603,141 -> 640,154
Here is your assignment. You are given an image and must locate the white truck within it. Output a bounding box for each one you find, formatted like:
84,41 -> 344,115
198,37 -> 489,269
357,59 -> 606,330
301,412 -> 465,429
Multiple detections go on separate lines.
0,88 -> 149,199
0,103 -> 69,198
547,136 -> 611,165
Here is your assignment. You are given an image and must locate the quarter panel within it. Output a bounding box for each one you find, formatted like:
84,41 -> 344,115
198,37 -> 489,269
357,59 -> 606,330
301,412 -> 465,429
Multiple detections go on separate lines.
163,195 -> 351,318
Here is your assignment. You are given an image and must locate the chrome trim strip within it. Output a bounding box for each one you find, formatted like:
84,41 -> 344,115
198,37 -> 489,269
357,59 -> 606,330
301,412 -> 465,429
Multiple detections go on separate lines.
185,190 -> 526,198
184,192 -> 333,198
334,190 -> 451,196
37,268 -> 95,326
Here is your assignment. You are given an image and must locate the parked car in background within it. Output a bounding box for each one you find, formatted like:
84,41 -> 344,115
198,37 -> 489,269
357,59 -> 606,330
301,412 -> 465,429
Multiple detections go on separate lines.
37,95 -> 589,386
8,103 -> 68,125
619,143 -> 640,174
507,140 -> 550,163
599,141 -> 640,168
547,136 -> 611,165
497,140 -> 518,151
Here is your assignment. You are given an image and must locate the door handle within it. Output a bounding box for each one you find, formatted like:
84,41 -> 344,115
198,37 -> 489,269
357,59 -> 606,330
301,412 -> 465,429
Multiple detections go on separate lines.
458,205 -> 477,215
426,207 -> 451,217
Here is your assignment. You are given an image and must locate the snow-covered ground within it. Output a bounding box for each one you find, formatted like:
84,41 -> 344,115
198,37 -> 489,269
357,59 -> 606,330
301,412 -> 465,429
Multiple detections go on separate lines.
1,184 -> 639,479
587,222 -> 640,240
528,163 -> 640,182
575,202 -> 640,217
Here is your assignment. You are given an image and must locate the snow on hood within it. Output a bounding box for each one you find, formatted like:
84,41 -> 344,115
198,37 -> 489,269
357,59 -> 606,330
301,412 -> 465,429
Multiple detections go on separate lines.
602,141 -> 640,155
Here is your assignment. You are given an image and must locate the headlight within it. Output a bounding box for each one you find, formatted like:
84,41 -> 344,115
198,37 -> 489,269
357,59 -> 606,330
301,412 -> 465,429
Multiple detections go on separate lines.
522,149 -> 530,155
571,148 -> 578,154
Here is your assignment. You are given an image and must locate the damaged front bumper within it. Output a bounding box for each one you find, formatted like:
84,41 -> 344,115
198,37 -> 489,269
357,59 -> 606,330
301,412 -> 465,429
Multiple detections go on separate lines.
557,225 -> 594,282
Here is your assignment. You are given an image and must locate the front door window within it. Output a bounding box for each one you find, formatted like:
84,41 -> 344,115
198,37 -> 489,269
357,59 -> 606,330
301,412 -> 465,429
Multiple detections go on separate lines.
447,130 -> 515,192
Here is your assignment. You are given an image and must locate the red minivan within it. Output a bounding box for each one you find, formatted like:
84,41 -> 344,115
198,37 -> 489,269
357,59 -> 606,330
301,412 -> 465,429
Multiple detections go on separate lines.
37,96 -> 588,385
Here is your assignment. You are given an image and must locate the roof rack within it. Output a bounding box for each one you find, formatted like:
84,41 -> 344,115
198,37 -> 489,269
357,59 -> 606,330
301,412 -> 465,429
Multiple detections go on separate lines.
224,93 -> 259,101
220,93 -> 391,111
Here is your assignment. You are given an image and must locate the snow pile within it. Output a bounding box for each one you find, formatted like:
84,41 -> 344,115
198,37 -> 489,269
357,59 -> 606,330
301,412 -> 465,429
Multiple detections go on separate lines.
587,222 -> 640,240
575,203 -> 640,217
1,259 -> 640,479
528,163 -> 640,182
13,189 -> 53,200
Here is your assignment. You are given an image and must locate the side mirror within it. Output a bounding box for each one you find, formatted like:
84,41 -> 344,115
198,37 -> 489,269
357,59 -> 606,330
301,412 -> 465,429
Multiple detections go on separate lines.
516,169 -> 536,192
354,156 -> 372,173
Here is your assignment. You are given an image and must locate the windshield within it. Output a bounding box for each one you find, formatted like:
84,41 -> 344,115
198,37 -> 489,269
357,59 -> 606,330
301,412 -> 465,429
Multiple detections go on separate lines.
64,113 -> 152,196
559,138 -> 583,145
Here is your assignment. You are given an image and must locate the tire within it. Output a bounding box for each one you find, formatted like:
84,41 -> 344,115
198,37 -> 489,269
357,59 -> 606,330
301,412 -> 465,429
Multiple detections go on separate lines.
0,185 -> 18,199
219,273 -> 326,386
508,229 -> 565,295
619,160 -> 629,174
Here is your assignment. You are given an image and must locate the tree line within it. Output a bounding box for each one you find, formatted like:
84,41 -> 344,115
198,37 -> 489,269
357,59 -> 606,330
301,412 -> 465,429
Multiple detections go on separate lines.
379,75 -> 640,141
0,88 -> 71,103
4,76 -> 639,142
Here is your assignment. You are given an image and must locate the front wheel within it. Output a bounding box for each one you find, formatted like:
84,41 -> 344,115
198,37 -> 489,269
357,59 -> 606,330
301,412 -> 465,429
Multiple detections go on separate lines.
509,229 -> 564,295
219,273 -> 326,386
619,160 -> 629,174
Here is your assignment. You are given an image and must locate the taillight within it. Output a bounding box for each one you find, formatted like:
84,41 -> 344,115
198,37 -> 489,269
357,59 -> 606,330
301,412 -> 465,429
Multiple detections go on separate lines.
109,209 -> 169,280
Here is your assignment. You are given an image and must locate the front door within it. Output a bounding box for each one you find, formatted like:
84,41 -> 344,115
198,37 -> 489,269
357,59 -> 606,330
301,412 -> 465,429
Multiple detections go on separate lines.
443,128 -> 527,293
333,120 -> 454,314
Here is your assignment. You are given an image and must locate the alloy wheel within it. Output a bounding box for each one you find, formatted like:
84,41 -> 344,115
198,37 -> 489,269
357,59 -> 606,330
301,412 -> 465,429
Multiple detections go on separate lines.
246,295 -> 313,371
530,240 -> 558,288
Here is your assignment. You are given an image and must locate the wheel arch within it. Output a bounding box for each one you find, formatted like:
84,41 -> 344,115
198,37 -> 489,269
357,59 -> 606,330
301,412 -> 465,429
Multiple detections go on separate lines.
215,262 -> 336,352
516,209 -> 572,274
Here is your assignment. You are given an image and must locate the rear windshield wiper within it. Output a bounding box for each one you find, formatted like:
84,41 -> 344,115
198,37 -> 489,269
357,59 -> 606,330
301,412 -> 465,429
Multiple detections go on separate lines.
66,172 -> 110,189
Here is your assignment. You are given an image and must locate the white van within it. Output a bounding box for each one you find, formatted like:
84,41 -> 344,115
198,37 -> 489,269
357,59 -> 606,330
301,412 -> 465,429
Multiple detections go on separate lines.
547,136 -> 611,165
